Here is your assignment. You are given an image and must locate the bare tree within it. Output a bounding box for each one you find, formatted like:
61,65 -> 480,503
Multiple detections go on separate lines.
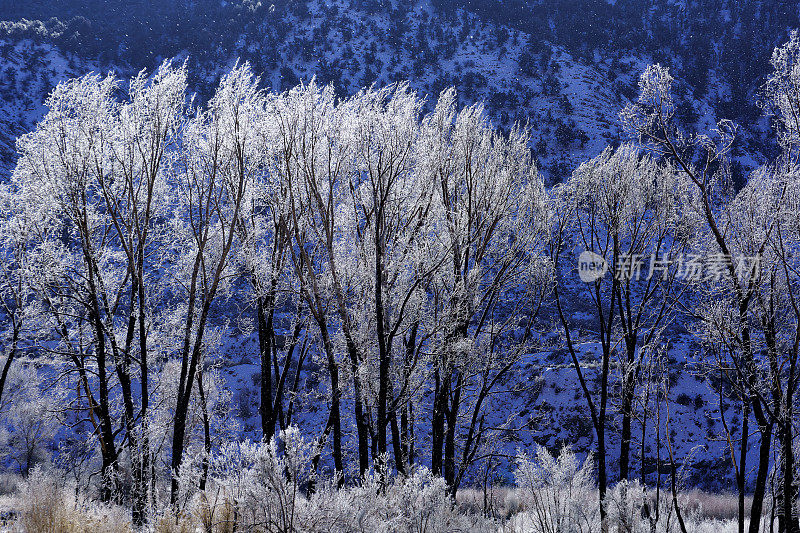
620,57 -> 800,532
10,72 -> 128,501
166,65 -> 252,504
419,88 -> 549,493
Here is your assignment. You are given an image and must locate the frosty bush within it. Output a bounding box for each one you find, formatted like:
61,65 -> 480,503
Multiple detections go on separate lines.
228,426 -> 314,531
341,468 -> 493,533
513,446 -> 598,533
6,451 -> 753,532
605,480 -> 648,533
170,426 -> 494,532
508,446 -> 749,533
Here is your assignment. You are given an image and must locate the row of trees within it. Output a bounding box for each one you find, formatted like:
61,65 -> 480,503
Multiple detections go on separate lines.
0,60 -> 550,526
2,32 -> 800,532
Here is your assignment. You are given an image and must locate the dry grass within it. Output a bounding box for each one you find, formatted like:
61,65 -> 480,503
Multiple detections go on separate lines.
458,486 -> 757,522
192,492 -> 237,533
679,489 -> 748,521
152,492 -> 238,533
152,512 -> 196,533
14,470 -> 131,533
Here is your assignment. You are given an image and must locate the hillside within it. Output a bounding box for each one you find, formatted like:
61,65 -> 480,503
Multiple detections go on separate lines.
1,0 -> 789,181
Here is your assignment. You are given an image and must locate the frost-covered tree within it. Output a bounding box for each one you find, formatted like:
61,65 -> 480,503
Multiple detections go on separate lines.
164,64 -> 252,504
0,185 -> 47,413
10,71 -> 131,502
418,88 -> 550,493
622,32 -> 800,532
551,143 -> 693,528
335,83 -> 437,477
6,61 -> 187,518
231,71 -> 298,446
277,81 -> 351,479
621,62 -> 769,533
102,61 -> 187,524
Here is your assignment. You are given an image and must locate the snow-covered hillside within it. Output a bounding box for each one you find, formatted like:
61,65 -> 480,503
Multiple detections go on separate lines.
0,0 -> 777,182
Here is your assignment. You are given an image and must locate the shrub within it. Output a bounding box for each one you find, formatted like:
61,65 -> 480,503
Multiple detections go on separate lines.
16,468 -> 131,533
513,445 -> 598,532
203,427 -> 493,532
606,480 -> 647,533
676,393 -> 693,407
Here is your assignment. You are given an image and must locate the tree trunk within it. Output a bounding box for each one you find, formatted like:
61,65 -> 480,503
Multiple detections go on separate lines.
431,368 -> 447,477
375,225 -> 389,463
0,322 -> 19,410
118,282 -> 148,527
444,372 -> 462,489
257,295 -> 276,442
749,406 -> 772,533
317,320 -> 345,481
401,403 -> 411,466
137,273 -> 151,526
780,416 -> 799,533
170,300 -> 215,504
170,394 -> 189,503
669,451 -> 688,533
89,281 -> 119,503
308,387 -> 340,495
619,335 -> 637,481
390,411 -> 406,476
197,370 -> 211,492
619,382 -> 634,482
739,401 -> 750,533
598,417 -> 608,530
345,338 -> 369,478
